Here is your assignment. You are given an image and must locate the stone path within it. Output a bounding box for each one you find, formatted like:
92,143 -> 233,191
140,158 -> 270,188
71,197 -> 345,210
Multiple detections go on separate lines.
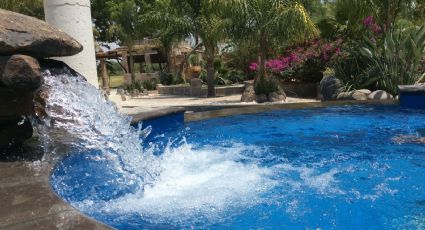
0,161 -> 110,230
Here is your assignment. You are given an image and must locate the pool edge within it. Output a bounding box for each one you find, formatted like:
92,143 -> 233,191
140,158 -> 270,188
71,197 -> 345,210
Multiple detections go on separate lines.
185,100 -> 398,122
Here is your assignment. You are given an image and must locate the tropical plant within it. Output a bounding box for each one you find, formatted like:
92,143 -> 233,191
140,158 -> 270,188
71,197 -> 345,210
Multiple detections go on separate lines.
149,0 -> 230,97
225,0 -> 318,94
360,26 -> 425,95
142,79 -> 157,90
124,80 -> 144,92
200,58 -> 246,85
188,54 -> 202,66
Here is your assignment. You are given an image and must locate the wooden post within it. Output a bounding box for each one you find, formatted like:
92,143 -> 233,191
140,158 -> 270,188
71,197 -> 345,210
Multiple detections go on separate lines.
121,51 -> 129,73
100,58 -> 109,93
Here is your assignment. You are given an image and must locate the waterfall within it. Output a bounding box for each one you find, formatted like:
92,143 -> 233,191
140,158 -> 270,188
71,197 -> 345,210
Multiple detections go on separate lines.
40,66 -> 160,186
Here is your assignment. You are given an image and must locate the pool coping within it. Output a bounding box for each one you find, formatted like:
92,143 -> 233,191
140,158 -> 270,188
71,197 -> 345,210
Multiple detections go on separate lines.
185,99 -> 398,122
0,99 -> 398,229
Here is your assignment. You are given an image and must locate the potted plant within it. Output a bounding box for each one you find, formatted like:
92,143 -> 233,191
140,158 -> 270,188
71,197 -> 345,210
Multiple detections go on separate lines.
188,54 -> 202,78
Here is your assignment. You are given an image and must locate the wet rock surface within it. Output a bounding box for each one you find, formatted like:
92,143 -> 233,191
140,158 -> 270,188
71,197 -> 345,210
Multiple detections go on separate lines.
1,55 -> 42,90
0,9 -> 83,57
0,116 -> 33,149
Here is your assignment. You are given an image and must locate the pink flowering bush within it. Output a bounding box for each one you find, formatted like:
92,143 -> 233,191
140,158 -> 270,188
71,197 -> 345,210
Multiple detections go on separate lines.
249,39 -> 343,83
363,16 -> 382,34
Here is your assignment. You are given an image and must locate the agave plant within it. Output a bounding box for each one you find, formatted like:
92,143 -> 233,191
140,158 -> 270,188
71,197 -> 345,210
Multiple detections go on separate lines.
360,26 -> 425,95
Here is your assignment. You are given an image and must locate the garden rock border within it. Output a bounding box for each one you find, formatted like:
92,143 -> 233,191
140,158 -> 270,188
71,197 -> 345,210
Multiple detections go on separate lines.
337,90 -> 394,101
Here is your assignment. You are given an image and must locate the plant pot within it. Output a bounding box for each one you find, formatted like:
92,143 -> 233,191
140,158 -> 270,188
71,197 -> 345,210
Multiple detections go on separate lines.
189,66 -> 202,78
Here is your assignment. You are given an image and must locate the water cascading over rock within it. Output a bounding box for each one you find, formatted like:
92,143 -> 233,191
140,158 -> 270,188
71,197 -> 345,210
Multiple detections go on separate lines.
0,9 -> 83,150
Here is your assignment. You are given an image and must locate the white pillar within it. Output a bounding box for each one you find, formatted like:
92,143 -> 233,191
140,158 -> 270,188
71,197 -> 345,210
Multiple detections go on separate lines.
44,0 -> 98,87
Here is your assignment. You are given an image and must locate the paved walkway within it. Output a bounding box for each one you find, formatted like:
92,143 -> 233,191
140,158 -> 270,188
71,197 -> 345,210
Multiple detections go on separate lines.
108,90 -> 318,116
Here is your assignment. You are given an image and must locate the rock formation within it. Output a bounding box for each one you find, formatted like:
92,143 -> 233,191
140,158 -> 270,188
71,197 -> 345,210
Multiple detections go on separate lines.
320,76 -> 343,101
0,9 -> 83,57
241,80 -> 287,103
0,9 -> 83,150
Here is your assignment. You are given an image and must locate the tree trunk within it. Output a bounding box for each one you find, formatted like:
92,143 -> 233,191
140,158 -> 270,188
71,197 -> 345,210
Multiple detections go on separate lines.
205,44 -> 216,98
128,48 -> 136,85
100,58 -> 109,93
165,44 -> 173,73
257,36 -> 267,83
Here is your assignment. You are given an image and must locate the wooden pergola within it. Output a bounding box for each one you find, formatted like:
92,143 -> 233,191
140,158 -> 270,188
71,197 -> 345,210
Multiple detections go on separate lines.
96,40 -> 194,92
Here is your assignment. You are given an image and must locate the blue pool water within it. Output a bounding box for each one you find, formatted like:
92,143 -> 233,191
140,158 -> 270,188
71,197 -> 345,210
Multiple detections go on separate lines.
51,105 -> 425,229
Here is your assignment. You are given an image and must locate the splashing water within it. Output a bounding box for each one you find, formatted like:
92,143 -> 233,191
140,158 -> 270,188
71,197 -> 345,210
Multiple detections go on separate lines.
43,67 -> 278,227
42,68 -> 160,185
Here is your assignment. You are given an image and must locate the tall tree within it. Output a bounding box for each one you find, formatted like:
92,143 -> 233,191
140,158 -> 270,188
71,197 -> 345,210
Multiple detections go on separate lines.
146,0 -> 188,74
152,0 -> 229,97
0,0 -> 44,19
91,0 -> 155,42
226,0 -> 318,82
108,0 -> 151,85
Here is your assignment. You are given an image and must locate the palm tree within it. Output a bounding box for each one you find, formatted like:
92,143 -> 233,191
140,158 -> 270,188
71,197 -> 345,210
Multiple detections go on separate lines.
152,0 -> 229,97
225,0 -> 318,83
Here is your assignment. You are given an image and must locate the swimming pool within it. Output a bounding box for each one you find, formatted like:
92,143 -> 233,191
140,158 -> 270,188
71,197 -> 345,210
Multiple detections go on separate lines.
51,105 -> 425,229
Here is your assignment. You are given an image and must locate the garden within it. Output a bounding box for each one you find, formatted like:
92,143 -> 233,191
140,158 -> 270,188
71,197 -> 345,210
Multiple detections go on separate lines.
4,0 -> 424,102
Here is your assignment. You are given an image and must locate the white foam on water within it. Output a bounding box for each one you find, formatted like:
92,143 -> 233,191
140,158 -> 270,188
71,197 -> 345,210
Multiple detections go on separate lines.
272,163 -> 344,195
76,143 -> 278,225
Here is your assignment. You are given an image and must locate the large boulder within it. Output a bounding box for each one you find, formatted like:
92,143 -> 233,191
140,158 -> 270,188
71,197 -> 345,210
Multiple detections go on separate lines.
368,90 -> 394,100
268,85 -> 287,102
256,94 -> 268,103
357,89 -> 372,95
1,55 -> 42,90
320,76 -> 343,101
268,92 -> 287,102
241,81 -> 256,102
0,9 -> 83,57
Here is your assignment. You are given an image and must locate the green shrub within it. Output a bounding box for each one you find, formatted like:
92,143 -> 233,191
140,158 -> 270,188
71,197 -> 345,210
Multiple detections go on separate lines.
254,77 -> 277,95
159,71 -> 175,85
200,59 -> 247,86
124,81 -> 144,92
143,79 -> 157,91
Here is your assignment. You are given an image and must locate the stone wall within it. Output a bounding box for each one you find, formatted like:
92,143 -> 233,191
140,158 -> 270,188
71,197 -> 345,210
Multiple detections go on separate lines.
157,82 -> 245,97
123,73 -> 159,85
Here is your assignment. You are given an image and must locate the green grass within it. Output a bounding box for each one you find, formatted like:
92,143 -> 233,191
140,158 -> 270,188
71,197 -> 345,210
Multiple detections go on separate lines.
109,75 -> 124,88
